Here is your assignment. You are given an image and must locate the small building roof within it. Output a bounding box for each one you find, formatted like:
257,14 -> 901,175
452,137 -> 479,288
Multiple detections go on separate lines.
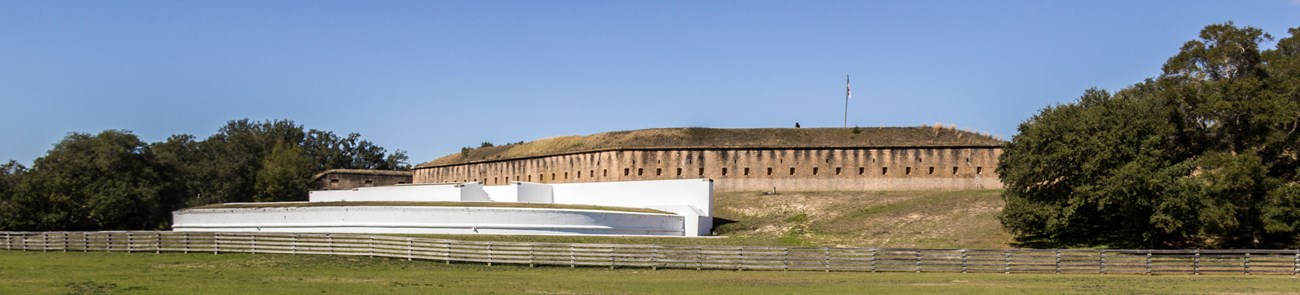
311,169 -> 412,182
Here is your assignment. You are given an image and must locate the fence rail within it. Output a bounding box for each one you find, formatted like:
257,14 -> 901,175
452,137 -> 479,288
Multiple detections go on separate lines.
3,231 -> 1298,275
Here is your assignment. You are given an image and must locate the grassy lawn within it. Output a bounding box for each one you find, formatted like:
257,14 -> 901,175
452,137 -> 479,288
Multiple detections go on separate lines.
3,251 -> 1296,294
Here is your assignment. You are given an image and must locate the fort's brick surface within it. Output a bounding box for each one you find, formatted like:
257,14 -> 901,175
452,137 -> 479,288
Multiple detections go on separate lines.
414,128 -> 1002,191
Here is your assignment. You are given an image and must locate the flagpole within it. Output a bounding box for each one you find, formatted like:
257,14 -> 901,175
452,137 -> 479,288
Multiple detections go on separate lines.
844,75 -> 850,128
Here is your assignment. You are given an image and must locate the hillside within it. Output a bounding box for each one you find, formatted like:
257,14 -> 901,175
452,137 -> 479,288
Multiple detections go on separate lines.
714,190 -> 1012,248
393,189 -> 1012,248
418,127 -> 1003,167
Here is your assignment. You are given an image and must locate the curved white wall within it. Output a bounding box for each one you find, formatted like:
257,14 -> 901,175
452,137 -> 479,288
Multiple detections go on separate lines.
173,206 -> 685,236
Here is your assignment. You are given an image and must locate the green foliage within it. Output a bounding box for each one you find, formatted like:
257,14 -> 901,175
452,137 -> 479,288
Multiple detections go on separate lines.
479,141 -> 494,148
157,119 -> 409,206
0,160 -> 28,226
0,131 -> 182,230
1000,23 -> 1300,248
254,141 -> 314,202
0,119 -> 409,231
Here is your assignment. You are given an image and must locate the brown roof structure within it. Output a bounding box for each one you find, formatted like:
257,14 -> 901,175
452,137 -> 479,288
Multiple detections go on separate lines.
417,127 -> 1004,168
310,169 -> 412,182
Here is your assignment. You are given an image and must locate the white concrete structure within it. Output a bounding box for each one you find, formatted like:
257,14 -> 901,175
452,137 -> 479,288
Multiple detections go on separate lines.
173,179 -> 713,236
172,206 -> 685,235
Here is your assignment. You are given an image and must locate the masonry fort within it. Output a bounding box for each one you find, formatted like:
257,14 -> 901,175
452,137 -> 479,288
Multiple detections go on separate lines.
413,127 -> 1004,192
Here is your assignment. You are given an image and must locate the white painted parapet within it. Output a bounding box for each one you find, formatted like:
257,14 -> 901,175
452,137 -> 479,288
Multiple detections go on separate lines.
173,206 -> 684,236
516,182 -> 554,203
309,183 -> 456,202
549,179 -> 713,236
189,179 -> 714,236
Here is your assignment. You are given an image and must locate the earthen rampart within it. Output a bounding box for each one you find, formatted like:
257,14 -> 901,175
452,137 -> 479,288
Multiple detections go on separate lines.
413,127 -> 1004,192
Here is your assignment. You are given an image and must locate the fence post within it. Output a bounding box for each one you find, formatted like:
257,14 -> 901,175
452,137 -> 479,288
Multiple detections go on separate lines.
1055,250 -> 1061,274
572,246 -> 578,269
126,232 -> 132,253
1244,253 -> 1251,275
869,249 -> 877,273
698,246 -> 710,271
650,247 -> 658,271
823,248 -> 830,272
290,234 -> 297,255
961,249 -> 968,273
1293,250 -> 1299,276
368,237 -> 374,258
914,249 -> 922,273
1145,251 -> 1152,275
609,245 -> 615,270
1099,250 -> 1106,274
445,241 -> 452,264
327,235 -> 334,254
213,233 -> 219,255
63,232 -> 69,252
83,232 -> 89,252
737,246 -> 744,271
1194,249 -> 1201,275
783,248 -> 790,272
182,233 -> 189,254
528,244 -> 534,268
42,232 -> 48,252
1003,250 -> 1011,274
487,242 -> 493,267
251,234 -> 257,255
408,239 -> 414,261
155,232 -> 161,254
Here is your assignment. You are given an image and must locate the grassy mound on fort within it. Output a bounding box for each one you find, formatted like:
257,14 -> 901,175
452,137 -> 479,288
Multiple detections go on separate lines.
714,190 -> 1011,248
394,190 -> 1011,249
420,127 -> 1003,167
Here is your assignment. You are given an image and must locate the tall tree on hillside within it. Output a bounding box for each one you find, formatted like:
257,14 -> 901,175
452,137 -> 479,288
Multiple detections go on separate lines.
162,119 -> 409,206
150,134 -> 205,205
0,160 -> 28,226
0,131 -> 182,230
303,130 -> 410,171
999,23 -> 1300,248
188,119 -> 306,205
254,141 -> 314,202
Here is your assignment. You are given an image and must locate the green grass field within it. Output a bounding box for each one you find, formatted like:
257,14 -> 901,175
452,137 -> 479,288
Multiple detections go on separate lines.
2,251 -> 1296,294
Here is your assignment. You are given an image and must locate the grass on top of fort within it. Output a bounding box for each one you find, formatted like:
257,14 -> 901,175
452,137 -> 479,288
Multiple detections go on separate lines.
3,251 -> 1297,295
422,127 -> 1003,166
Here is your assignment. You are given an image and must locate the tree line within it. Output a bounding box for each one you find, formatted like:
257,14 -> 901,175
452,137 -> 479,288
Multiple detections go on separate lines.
0,119 -> 409,231
999,23 -> 1300,248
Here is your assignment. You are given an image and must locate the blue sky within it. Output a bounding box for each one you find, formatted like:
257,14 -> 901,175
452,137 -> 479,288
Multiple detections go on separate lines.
1,1 -> 1297,165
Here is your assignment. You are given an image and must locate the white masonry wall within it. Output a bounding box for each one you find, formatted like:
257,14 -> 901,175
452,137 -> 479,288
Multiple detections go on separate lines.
309,183 -> 465,202
549,179 -> 713,236
173,206 -> 685,236
194,179 -> 714,236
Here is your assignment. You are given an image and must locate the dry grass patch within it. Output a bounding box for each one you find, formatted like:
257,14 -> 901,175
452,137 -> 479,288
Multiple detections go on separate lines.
713,190 -> 1013,248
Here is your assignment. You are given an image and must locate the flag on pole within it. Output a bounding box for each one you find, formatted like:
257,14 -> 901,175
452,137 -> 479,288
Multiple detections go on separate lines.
844,75 -> 851,128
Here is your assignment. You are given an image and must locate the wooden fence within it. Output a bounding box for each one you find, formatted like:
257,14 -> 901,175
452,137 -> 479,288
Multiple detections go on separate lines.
3,231 -> 1299,275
